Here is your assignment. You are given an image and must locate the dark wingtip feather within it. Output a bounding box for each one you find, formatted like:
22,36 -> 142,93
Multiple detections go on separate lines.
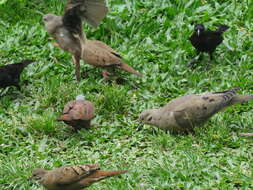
213,87 -> 240,95
217,25 -> 229,33
20,59 -> 35,64
18,59 -> 35,67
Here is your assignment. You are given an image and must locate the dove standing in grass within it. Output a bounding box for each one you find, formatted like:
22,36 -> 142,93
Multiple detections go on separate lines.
43,0 -> 142,81
139,88 -> 253,133
57,95 -> 95,131
31,164 -> 128,190
0,60 -> 35,90
189,24 -> 229,65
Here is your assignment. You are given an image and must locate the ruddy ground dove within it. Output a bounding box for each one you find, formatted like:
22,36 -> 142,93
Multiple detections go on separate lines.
57,95 -> 95,130
31,163 -> 127,190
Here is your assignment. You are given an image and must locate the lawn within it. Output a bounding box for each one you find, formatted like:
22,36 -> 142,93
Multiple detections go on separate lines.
0,0 -> 253,189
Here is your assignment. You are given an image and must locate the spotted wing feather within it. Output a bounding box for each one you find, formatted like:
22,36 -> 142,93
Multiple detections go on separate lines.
173,88 -> 239,128
54,164 -> 100,185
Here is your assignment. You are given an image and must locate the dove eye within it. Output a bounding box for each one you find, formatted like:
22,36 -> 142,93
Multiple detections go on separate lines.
147,116 -> 152,121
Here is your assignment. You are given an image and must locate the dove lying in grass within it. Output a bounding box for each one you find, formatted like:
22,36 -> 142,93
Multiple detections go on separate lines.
31,163 -> 127,190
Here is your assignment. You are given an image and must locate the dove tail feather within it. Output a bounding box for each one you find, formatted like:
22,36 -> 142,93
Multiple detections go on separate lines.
119,63 -> 143,77
217,25 -> 229,34
79,170 -> 127,187
21,59 -> 35,65
86,170 -> 127,181
231,95 -> 253,105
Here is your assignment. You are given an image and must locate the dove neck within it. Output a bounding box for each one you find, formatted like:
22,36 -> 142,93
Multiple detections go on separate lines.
83,32 -> 87,42
80,32 -> 87,58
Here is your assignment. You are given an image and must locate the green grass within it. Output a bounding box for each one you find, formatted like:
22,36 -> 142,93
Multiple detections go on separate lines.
0,0 -> 253,189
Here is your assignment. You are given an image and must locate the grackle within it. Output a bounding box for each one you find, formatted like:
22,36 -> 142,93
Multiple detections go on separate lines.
189,24 -> 229,64
0,60 -> 35,90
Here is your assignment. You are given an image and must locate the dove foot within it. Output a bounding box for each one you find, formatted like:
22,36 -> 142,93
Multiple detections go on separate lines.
102,71 -> 111,80
115,77 -> 126,85
187,59 -> 198,68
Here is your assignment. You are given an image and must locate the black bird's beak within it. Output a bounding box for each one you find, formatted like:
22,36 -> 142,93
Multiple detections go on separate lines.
197,29 -> 200,36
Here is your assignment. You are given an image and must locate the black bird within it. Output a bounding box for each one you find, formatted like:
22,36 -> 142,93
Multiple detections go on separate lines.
189,24 -> 229,62
0,60 -> 35,90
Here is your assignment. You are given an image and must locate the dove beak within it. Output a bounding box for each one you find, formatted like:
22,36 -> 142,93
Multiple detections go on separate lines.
138,118 -> 144,125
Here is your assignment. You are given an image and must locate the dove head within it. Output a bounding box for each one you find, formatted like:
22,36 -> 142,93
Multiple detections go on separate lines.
43,14 -> 62,35
139,109 -> 159,125
31,168 -> 47,182
194,24 -> 205,36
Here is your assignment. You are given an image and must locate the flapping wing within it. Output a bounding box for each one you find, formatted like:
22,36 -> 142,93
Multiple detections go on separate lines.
63,0 -> 108,35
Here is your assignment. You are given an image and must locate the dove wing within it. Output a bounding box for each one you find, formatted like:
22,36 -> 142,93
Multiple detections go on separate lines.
63,0 -> 108,36
82,40 -> 122,67
54,164 -> 100,185
173,88 -> 239,128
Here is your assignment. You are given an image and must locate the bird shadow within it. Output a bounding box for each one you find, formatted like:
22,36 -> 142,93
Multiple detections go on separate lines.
0,87 -> 22,99
187,57 -> 216,71
81,68 -> 143,90
0,83 -> 34,99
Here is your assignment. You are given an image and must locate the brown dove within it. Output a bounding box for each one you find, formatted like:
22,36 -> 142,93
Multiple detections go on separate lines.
57,95 -> 95,130
43,0 -> 142,81
139,88 -> 253,133
31,163 -> 128,190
